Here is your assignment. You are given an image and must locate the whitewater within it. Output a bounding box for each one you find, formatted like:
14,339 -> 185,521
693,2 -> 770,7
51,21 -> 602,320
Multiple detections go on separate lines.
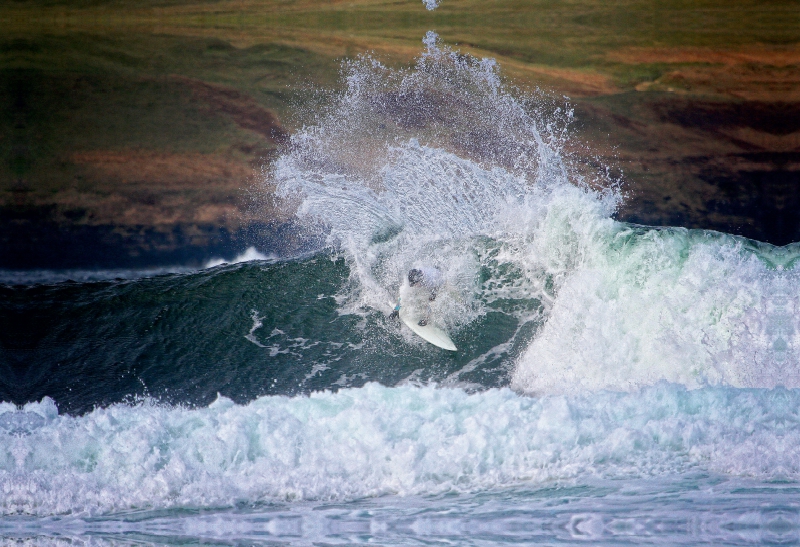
3,33 -> 800,544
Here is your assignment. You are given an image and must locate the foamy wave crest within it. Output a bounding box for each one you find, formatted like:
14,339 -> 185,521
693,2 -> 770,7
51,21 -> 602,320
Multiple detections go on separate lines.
513,233 -> 800,393
204,246 -> 276,269
2,384 -> 799,516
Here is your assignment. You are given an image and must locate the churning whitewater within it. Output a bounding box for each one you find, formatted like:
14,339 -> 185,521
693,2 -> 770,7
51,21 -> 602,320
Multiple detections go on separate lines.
3,384 -> 800,515
2,33 -> 800,523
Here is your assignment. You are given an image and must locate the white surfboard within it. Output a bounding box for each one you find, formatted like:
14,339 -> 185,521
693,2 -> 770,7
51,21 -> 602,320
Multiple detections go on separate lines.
393,296 -> 457,351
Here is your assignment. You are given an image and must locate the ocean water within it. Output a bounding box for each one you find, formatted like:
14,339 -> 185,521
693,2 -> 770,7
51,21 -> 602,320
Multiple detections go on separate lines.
3,34 -> 800,545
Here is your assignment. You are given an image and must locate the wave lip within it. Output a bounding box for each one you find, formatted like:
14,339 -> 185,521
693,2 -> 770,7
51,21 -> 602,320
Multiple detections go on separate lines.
1,383 -> 798,516
204,246 -> 276,269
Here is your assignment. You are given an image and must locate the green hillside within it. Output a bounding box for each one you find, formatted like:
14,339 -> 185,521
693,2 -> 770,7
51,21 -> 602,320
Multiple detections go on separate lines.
2,0 -> 798,266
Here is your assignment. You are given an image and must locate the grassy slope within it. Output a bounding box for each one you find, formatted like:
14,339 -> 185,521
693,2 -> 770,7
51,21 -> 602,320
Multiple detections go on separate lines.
9,0 -> 797,86
1,0 -> 799,263
1,29 -> 339,233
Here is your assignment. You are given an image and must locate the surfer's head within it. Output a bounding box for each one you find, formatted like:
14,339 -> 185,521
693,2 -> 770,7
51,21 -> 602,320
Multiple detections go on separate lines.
408,269 -> 423,286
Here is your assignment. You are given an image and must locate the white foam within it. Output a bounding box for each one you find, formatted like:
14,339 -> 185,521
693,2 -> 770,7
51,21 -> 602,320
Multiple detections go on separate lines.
204,247 -> 276,269
1,384 -> 797,516
244,309 -> 268,348
511,227 -> 800,393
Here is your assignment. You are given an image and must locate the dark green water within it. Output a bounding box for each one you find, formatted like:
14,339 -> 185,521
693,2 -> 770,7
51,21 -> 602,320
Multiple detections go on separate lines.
1,255 -> 535,414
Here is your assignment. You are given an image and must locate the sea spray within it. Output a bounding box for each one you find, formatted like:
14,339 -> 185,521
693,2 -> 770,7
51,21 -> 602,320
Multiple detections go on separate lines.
268,33 -> 800,393
270,32 -> 619,340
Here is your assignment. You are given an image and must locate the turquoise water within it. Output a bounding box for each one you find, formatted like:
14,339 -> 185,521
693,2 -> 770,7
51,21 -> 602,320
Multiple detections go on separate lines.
2,33 -> 800,545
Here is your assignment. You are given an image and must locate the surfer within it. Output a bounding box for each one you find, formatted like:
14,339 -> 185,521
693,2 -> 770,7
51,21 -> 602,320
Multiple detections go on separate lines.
390,267 -> 443,326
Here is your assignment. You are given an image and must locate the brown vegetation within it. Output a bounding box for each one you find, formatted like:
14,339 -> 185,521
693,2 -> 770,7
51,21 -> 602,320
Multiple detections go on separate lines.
63,150 -> 254,227
170,76 -> 289,144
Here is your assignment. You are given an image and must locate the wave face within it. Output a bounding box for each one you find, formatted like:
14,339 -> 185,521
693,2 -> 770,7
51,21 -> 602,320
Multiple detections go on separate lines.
2,33 -> 800,532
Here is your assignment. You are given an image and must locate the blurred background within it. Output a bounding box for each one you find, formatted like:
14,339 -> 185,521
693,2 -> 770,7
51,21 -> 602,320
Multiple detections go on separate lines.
2,0 -> 799,269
